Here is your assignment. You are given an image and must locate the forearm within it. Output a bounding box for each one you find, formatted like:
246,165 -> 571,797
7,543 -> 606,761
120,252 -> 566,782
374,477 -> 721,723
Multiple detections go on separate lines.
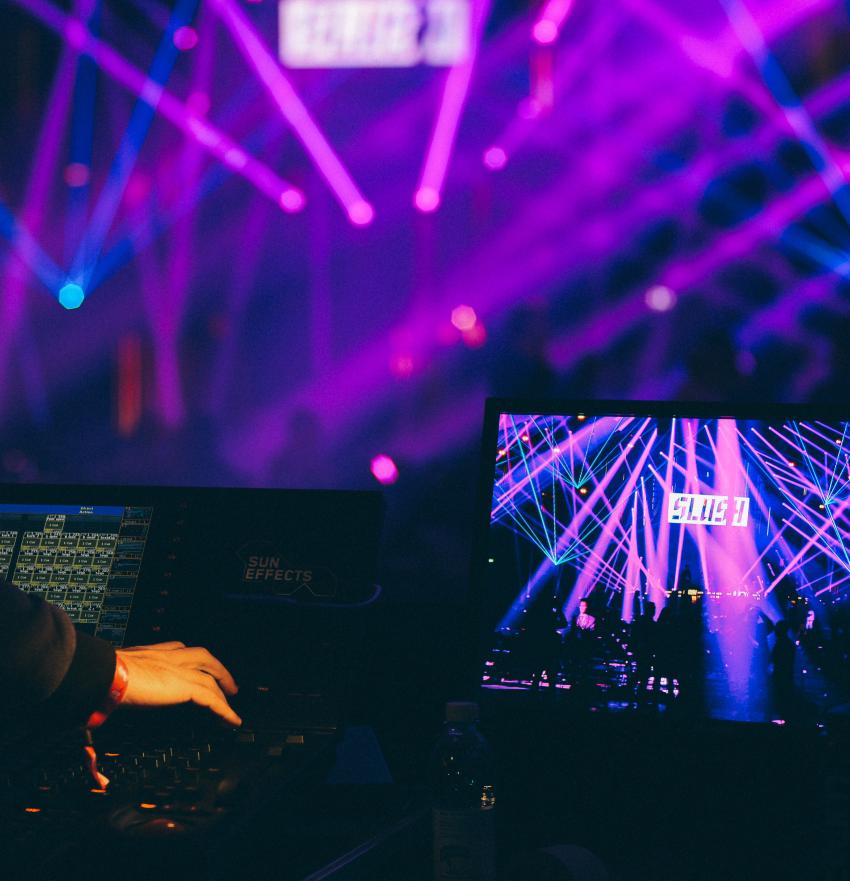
0,581 -> 115,727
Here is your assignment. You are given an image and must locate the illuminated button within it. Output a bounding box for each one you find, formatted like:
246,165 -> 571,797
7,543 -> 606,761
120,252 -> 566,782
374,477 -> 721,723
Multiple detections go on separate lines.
139,803 -> 157,810
24,807 -> 42,813
142,817 -> 186,834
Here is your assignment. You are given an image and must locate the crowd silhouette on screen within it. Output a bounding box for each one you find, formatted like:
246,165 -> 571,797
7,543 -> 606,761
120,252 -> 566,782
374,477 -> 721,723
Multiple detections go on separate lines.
484,564 -> 850,722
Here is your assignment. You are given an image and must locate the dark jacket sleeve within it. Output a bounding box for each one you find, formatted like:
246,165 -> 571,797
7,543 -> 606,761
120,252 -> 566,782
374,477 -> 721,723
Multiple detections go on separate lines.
0,580 -> 116,728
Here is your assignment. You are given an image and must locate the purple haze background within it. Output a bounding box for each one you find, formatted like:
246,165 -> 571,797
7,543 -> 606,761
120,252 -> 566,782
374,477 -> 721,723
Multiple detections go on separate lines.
2,0 -> 850,599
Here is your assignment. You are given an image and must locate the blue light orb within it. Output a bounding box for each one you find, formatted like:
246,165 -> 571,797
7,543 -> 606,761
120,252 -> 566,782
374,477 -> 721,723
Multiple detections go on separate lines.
58,282 -> 85,310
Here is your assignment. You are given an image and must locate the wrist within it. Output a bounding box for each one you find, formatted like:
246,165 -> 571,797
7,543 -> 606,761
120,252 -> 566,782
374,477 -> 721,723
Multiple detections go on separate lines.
85,654 -> 130,728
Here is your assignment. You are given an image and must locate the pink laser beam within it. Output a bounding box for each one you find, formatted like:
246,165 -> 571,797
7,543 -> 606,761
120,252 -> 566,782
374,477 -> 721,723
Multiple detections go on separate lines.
532,0 -> 573,45
415,0 -> 492,212
207,0 -> 372,225
10,0 -> 305,214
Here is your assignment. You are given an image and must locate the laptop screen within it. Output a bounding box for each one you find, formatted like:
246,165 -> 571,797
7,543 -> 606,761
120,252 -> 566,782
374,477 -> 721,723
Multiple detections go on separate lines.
477,401 -> 850,725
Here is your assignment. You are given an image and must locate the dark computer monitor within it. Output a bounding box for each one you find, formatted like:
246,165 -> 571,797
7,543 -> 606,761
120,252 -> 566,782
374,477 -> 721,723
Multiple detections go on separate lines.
0,485 -> 383,699
473,399 -> 850,726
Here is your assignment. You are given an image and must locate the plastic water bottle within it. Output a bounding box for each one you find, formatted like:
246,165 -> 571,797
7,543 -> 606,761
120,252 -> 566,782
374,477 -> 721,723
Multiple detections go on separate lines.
431,701 -> 496,881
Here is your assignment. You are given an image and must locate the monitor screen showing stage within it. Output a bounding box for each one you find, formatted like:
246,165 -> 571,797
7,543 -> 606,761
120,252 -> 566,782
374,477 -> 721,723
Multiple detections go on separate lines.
479,408 -> 850,724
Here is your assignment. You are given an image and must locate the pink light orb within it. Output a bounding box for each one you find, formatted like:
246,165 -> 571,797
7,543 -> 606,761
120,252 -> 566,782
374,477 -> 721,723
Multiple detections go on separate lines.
463,322 -> 487,348
483,146 -> 507,170
186,91 -> 211,116
517,97 -> 542,120
532,19 -> 558,44
280,189 -> 305,213
451,304 -> 477,332
173,26 -> 199,52
370,454 -> 399,486
64,162 -> 90,187
390,354 -> 415,378
414,187 -> 440,213
348,200 -> 374,226
644,284 -> 677,313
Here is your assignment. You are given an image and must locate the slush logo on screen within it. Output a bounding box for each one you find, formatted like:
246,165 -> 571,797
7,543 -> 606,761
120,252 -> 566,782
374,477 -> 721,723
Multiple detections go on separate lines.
667,493 -> 750,527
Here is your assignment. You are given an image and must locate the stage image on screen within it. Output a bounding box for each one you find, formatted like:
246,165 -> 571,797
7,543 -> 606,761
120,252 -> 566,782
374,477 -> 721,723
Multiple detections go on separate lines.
480,412 -> 850,724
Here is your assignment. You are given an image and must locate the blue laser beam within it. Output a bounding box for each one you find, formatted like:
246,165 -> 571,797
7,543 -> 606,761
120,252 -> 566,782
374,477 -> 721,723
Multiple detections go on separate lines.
0,202 -> 66,297
721,0 -> 850,228
70,0 -> 200,288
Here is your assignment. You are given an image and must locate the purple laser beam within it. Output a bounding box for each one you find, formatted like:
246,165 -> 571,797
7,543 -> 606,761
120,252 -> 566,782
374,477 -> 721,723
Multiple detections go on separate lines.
10,0 -> 305,214
207,0 -> 373,225
415,0 -> 492,213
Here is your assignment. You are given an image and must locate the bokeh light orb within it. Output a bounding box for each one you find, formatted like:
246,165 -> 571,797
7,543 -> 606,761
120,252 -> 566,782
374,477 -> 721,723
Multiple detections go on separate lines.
348,200 -> 374,226
483,146 -> 507,170
390,354 -> 415,378
370,454 -> 399,485
414,187 -> 440,213
645,284 -> 677,312
64,162 -> 90,187
517,97 -> 542,120
173,26 -> 199,51
451,305 -> 478,332
58,282 -> 85,310
532,20 -> 558,44
280,189 -> 306,213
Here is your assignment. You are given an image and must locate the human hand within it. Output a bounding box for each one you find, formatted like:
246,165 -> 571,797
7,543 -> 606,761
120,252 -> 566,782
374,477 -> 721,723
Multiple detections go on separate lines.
116,642 -> 242,727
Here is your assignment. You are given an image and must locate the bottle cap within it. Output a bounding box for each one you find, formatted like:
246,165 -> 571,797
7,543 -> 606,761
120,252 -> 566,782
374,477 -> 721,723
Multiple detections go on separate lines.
445,701 -> 479,723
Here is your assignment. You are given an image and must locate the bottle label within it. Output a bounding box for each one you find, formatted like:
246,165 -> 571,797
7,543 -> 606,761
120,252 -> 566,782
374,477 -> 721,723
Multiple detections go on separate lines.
433,807 -> 496,881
